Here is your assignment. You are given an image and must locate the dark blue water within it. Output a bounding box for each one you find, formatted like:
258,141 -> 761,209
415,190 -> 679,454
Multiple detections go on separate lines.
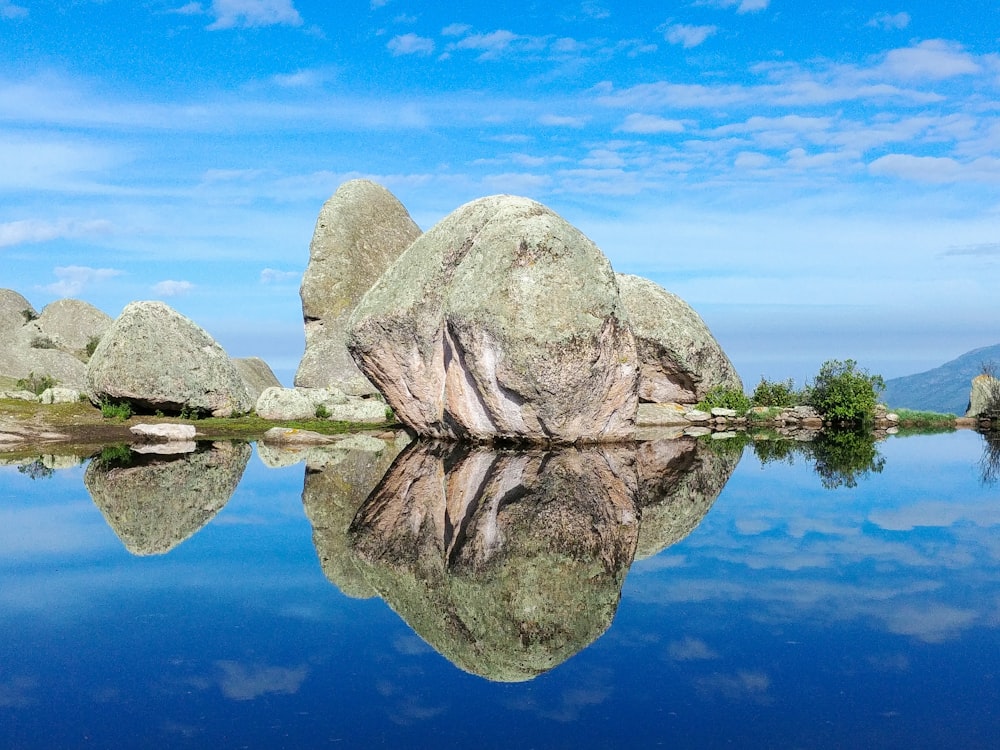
1,431 -> 997,749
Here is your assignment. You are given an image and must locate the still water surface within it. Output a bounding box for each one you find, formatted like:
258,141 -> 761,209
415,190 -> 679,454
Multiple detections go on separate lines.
1,431 -> 998,749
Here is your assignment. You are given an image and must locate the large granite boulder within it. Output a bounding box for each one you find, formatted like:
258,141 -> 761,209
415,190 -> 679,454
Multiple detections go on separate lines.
617,274 -> 742,404
233,356 -> 281,403
296,180 -> 422,395
87,301 -> 252,417
347,195 -> 639,443
0,293 -> 111,391
967,373 -> 1000,417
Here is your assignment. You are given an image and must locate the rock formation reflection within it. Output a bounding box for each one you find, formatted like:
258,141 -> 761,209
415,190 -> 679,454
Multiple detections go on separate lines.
84,441 -> 251,555
331,438 -> 739,682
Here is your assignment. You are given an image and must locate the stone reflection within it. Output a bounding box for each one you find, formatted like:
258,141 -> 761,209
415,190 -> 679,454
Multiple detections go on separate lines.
634,437 -> 742,559
84,441 -> 251,555
329,437 -> 738,682
299,434 -> 409,598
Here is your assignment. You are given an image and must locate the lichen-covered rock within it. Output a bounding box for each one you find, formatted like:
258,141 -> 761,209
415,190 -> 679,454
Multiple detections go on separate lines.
967,373 -> 1000,417
84,441 -> 251,555
348,195 -> 639,443
296,180 -> 422,395
233,357 -> 281,404
0,292 -> 109,391
348,442 -> 639,681
617,273 -> 742,404
129,423 -> 198,442
87,301 -> 252,417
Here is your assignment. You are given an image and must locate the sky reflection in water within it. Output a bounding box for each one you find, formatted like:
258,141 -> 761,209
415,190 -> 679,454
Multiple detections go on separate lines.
0,430 -> 998,749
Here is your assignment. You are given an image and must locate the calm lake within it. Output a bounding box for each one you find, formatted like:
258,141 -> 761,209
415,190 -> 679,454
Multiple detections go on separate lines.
1,429 -> 998,749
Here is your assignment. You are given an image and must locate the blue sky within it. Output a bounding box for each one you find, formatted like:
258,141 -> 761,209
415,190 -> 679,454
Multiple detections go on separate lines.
2,0 -> 998,386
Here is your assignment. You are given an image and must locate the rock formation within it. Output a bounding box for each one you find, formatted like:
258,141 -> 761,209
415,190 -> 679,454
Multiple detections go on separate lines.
347,195 -> 639,443
348,442 -> 640,681
84,441 -> 251,555
0,291 -> 111,392
87,301 -> 252,417
967,373 -> 1000,417
296,179 -> 422,395
233,357 -> 282,404
617,273 -> 742,403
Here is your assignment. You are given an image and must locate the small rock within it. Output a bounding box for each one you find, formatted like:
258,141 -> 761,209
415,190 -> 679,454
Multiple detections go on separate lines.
261,427 -> 337,445
38,387 -> 81,404
684,409 -> 711,423
129,423 -> 198,441
710,407 -> 737,418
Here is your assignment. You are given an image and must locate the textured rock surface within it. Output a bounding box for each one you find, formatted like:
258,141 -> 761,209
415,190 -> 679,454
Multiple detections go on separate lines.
348,195 -> 639,443
233,357 -> 281,404
129,423 -> 198,441
87,301 -> 252,417
0,292 -> 110,391
84,441 -> 251,555
348,442 -> 639,681
301,435 -> 407,598
296,180 -> 422,395
617,273 -> 742,404
967,373 -> 1000,417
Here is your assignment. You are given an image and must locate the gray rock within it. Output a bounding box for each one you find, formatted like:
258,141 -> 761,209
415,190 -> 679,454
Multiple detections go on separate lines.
233,357 -> 281,404
0,289 -> 36,334
87,301 -> 252,417
84,441 -> 251,555
129,423 -> 198,441
261,426 -> 337,445
296,180 -> 422,395
31,298 -> 112,359
617,274 -> 742,404
967,374 -> 1000,417
38,387 -> 82,404
256,386 -> 343,420
348,194 -> 639,443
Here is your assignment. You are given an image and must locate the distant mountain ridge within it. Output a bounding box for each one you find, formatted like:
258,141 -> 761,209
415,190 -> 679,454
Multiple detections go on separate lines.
882,344 -> 1000,416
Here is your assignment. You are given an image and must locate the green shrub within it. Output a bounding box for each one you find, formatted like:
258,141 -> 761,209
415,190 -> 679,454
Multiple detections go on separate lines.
15,372 -> 57,395
806,359 -> 884,425
696,385 -> 751,414
100,399 -> 133,421
751,377 -> 799,407
20,309 -> 37,323
84,335 -> 101,360
315,403 -> 331,419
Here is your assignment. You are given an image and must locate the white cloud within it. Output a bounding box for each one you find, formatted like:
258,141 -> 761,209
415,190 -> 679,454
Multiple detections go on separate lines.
539,113 -> 589,128
206,0 -> 303,30
867,11 -> 911,30
1,0 -> 28,19
880,39 -> 980,80
270,68 -> 333,88
152,280 -> 195,297
668,636 -> 720,661
451,30 -> 544,61
696,0 -> 770,12
387,33 -> 435,56
260,268 -> 299,284
215,661 -> 308,701
664,24 -> 717,48
617,113 -> 685,134
441,23 -> 471,36
170,2 -> 205,16
0,219 -> 114,248
869,154 -> 1000,183
42,266 -> 124,297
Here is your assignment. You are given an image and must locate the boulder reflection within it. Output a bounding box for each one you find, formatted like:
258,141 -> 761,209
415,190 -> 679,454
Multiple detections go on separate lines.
84,441 -> 251,555
334,438 -> 739,682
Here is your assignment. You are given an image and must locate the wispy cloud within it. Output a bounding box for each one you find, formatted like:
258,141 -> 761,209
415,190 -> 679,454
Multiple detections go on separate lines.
879,39 -> 980,80
0,0 -> 28,19
867,11 -> 911,30
260,268 -> 300,283
215,661 -> 308,701
942,242 -> 1000,258
617,113 -> 686,134
152,280 -> 195,297
664,24 -> 717,49
696,0 -> 770,13
0,219 -> 114,248
388,33 -> 435,56
42,266 -> 125,296
206,0 -> 303,30
539,113 -> 589,128
668,636 -> 720,661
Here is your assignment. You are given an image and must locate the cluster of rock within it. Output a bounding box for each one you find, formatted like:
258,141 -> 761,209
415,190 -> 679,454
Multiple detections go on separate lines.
0,289 -> 111,397
299,180 -> 741,444
967,373 -> 1000,422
